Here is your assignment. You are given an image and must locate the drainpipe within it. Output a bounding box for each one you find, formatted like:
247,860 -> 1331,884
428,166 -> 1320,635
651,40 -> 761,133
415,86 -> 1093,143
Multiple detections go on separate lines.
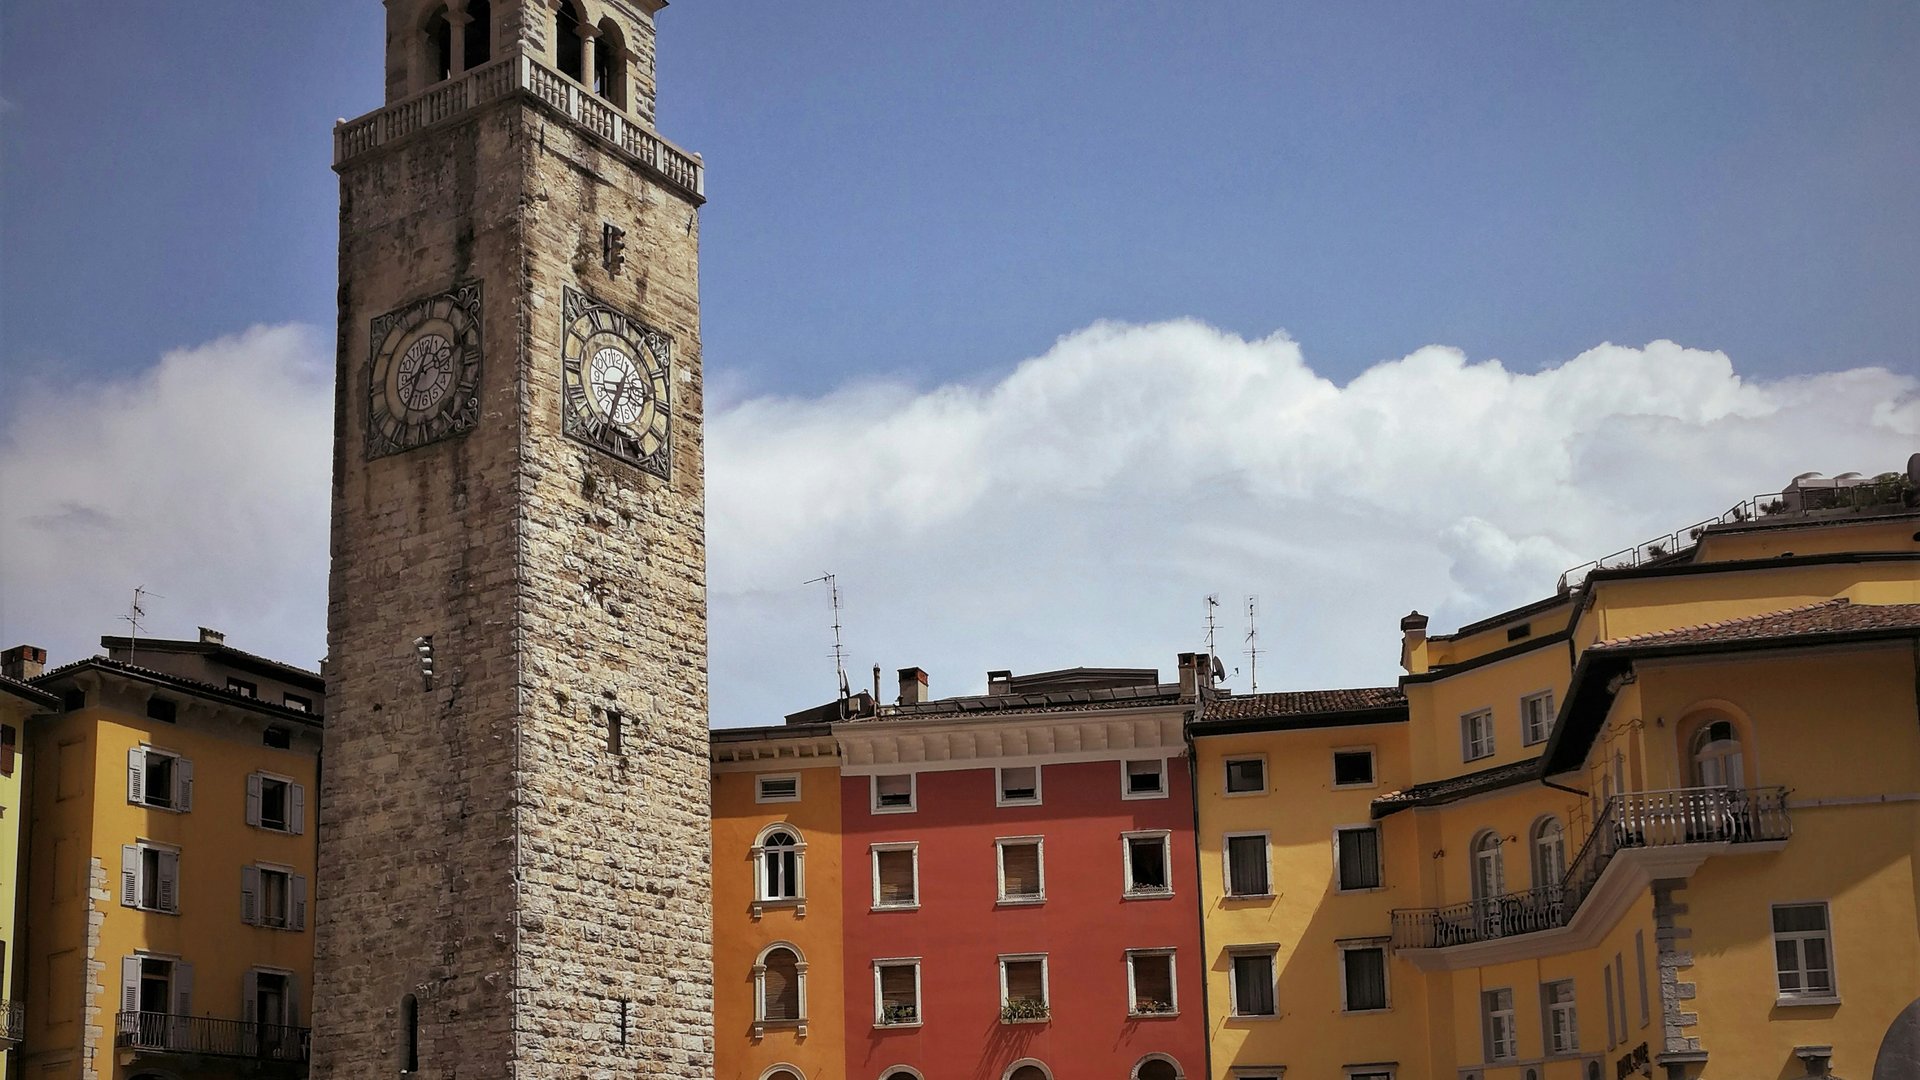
1183,701 -> 1214,1080
1543,777 -> 1588,798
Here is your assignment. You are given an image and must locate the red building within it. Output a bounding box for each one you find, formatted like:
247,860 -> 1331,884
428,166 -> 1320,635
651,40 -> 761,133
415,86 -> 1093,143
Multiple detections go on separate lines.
839,661 -> 1211,1080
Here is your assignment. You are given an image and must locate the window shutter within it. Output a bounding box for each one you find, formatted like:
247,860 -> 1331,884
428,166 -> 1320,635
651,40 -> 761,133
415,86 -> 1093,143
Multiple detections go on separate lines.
1004,960 -> 1044,1005
246,774 -> 263,827
172,961 -> 194,1038
241,866 -> 261,925
290,784 -> 307,835
879,965 -> 917,1009
175,758 -> 194,812
128,748 -> 145,804
876,850 -> 915,904
157,851 -> 180,913
287,978 -> 300,1027
121,846 -> 140,908
763,951 -> 800,1020
121,956 -> 141,1015
243,970 -> 259,1024
1002,844 -> 1041,897
1,725 -> 16,777
291,875 -> 309,931
1133,956 -> 1173,1008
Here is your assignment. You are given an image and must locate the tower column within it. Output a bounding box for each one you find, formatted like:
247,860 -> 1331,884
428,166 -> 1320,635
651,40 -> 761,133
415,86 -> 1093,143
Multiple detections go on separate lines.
447,1 -> 470,76
578,21 -> 599,92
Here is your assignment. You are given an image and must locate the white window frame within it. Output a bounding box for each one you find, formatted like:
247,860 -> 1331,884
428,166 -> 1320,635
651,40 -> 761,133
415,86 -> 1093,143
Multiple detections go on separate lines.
127,745 -> 193,813
872,957 -> 923,1028
1121,758 -> 1169,800
878,1069 -> 925,1080
1531,815 -> 1567,889
995,765 -> 1043,807
1228,1069 -> 1286,1080
1226,946 -> 1279,1018
1337,940 -> 1390,1013
1223,831 -> 1272,899
752,824 -> 807,915
869,842 -> 920,911
1542,978 -> 1579,1055
1345,1070 -> 1395,1080
1482,986 -> 1517,1061
1461,709 -> 1496,762
997,953 -> 1050,1023
1002,1061 -> 1053,1080
1331,746 -> 1377,789
751,941 -> 809,1036
1520,690 -> 1554,746
1122,830 -> 1174,898
1223,755 -> 1267,797
1771,901 -> 1837,1004
755,773 -> 802,804
870,773 -> 917,814
1333,824 -> 1385,893
121,841 -> 182,915
995,836 -> 1046,904
1125,948 -> 1178,1017
246,771 -> 305,834
1131,1053 -> 1185,1080
758,1067 -> 809,1080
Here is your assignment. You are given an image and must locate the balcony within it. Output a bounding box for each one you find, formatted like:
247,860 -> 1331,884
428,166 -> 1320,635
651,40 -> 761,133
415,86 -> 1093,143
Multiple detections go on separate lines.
0,999 -> 22,1045
115,1011 -> 310,1068
1392,786 -> 1790,960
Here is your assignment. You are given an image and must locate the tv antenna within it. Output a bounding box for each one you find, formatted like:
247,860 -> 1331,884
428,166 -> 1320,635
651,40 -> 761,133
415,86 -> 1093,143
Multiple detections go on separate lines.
1245,595 -> 1262,693
803,573 -> 849,699
1204,594 -> 1221,657
120,586 -> 161,665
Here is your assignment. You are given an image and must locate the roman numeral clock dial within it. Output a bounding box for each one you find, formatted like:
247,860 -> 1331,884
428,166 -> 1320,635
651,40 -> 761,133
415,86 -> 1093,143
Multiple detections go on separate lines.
560,288 -> 673,478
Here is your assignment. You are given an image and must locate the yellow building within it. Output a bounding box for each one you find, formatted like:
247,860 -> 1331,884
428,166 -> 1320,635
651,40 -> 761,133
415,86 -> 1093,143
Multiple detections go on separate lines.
21,630 -> 323,1080
711,717 -> 846,1080
1195,468 -> 1920,1080
2,648 -> 61,1072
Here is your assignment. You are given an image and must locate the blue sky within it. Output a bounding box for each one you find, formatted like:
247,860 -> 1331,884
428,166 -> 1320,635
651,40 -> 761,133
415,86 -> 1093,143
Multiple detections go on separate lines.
2,5 -> 1917,722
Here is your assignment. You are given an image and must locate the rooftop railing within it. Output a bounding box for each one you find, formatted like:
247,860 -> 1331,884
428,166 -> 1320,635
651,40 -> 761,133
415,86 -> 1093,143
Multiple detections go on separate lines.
1391,786 -> 1790,950
333,53 -> 703,203
115,1011 -> 310,1063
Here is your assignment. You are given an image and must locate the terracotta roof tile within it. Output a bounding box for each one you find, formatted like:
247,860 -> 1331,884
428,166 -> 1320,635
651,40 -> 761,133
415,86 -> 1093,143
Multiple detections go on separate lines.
1371,756 -> 1543,818
844,683 -> 1185,723
1204,687 -> 1406,721
1591,599 -> 1920,652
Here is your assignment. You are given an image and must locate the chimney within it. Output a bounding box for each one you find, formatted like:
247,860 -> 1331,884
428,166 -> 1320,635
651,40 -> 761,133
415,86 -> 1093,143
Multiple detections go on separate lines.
1178,652 -> 1208,698
1399,610 -> 1430,676
2,645 -> 46,682
986,670 -> 1013,696
198,627 -> 226,645
897,666 -> 928,706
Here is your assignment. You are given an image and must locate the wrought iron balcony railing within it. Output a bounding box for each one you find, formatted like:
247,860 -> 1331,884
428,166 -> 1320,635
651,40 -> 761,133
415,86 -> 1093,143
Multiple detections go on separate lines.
115,1011 -> 310,1063
1392,786 -> 1791,950
0,999 -> 22,1044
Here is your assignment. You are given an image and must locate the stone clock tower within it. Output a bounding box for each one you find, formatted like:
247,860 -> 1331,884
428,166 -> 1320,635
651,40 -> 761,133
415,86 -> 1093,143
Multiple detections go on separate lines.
315,2 -> 710,1077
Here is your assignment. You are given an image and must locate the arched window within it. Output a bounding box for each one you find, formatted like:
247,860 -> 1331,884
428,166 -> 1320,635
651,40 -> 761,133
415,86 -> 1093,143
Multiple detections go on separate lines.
1004,1062 -> 1052,1080
759,1069 -> 804,1080
753,944 -> 807,1032
1692,719 -> 1745,789
463,0 -> 493,70
1134,1055 -> 1183,1080
1471,830 -> 1505,901
423,6 -> 454,84
881,1070 -> 924,1080
1531,816 -> 1566,888
594,19 -> 628,107
554,1 -> 585,82
754,825 -> 805,906
399,994 -> 419,1073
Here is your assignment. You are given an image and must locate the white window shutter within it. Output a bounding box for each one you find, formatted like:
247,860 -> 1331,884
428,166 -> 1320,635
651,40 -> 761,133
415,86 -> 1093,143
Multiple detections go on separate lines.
241,866 -> 261,925
246,774 -> 263,828
121,846 -> 140,908
290,783 -> 306,835
127,748 -> 144,804
121,956 -> 141,1014
172,961 -> 194,1040
157,851 -> 180,913
242,970 -> 259,1024
292,875 -> 309,931
175,758 -> 194,812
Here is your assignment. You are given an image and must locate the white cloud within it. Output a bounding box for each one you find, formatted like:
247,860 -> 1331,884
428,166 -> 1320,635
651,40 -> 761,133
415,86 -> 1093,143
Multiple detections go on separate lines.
4,321 -> 1912,727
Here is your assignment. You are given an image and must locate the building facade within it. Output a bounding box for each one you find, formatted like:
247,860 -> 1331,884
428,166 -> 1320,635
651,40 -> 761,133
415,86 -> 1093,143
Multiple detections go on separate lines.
314,1 -> 711,1077
1,649 -> 60,1074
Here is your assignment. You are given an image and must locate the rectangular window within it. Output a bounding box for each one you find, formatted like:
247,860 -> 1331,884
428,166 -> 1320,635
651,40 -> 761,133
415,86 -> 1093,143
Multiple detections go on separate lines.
997,766 -> 1041,806
1229,950 -> 1277,1016
1482,987 -> 1517,1061
606,711 -> 624,755
127,747 -> 192,812
1603,963 -> 1616,1047
1461,709 -> 1495,762
1123,758 -> 1167,798
120,843 -> 180,914
1772,903 -> 1835,1001
1520,691 -> 1554,746
874,960 -> 921,1026
246,773 -> 305,834
1542,979 -> 1578,1054
1332,748 -> 1375,788
282,693 -> 312,714
1335,826 -> 1383,891
262,726 -> 292,750
1615,953 -> 1628,1037
0,724 -> 14,777
871,845 -> 918,909
241,865 -> 309,931
227,678 -> 257,698
1127,950 -> 1176,1015
755,774 -> 800,803
1124,832 -> 1172,896
1224,756 -> 1266,795
1635,930 -> 1650,1027
999,955 -> 1048,1021
872,773 -> 915,813
1224,833 -> 1270,897
144,697 -> 177,723
997,838 -> 1044,902
1340,945 -> 1388,1012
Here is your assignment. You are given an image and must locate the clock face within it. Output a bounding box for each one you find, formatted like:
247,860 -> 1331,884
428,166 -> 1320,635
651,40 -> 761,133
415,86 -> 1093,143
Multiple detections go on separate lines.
561,288 -> 672,477
367,283 -> 483,458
